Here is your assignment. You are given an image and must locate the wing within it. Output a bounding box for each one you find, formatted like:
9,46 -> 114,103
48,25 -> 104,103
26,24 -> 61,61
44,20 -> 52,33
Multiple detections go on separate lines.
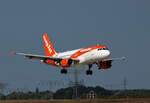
103,56 -> 126,62
10,51 -> 79,62
96,56 -> 126,69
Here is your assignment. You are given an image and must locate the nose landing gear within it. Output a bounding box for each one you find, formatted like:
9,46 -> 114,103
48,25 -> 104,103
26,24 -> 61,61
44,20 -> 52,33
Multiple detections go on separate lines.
86,70 -> 93,75
86,64 -> 93,75
61,68 -> 67,74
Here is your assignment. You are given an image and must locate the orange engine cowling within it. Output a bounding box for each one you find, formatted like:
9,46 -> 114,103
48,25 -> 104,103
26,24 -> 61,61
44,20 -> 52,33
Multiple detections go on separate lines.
99,60 -> 112,69
60,59 -> 73,67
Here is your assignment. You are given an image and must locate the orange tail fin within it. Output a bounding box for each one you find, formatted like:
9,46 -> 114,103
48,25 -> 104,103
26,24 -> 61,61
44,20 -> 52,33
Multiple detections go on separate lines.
42,33 -> 56,56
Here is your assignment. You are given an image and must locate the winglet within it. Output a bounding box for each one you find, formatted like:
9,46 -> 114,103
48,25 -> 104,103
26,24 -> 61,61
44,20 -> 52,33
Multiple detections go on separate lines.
122,56 -> 126,60
10,51 -> 15,56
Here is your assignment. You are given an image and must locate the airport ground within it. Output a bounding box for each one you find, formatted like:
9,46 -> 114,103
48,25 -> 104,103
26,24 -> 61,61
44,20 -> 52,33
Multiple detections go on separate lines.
1,98 -> 150,103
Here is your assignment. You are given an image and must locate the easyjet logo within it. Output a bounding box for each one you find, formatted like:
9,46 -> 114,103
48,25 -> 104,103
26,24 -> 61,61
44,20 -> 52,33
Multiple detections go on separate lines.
43,36 -> 52,53
80,48 -> 91,52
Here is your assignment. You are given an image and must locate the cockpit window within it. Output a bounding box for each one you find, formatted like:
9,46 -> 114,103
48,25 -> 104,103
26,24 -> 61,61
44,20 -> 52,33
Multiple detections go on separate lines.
104,48 -> 108,50
98,48 -> 102,51
98,48 -> 108,51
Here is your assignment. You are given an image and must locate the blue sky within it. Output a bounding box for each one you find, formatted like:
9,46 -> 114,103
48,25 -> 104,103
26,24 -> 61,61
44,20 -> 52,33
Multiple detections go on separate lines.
0,0 -> 150,91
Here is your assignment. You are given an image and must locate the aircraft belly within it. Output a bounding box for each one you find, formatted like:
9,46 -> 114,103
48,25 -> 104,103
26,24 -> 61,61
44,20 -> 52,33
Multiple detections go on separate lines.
77,52 -> 97,65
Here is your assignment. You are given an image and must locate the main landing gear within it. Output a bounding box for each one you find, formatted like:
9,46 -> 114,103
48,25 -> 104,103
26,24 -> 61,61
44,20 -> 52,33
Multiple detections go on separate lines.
60,65 -> 93,75
86,64 -> 93,75
61,68 -> 67,74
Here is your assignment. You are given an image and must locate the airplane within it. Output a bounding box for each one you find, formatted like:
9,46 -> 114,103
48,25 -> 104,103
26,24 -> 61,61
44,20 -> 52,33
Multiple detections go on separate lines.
10,33 -> 125,75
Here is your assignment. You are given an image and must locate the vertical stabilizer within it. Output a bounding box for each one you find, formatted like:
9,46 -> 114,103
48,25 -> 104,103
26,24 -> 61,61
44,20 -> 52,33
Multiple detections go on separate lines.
42,33 -> 56,56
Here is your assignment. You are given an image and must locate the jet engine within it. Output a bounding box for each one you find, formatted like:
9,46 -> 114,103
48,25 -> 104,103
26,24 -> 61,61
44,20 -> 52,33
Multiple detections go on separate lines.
60,59 -> 73,67
98,60 -> 112,69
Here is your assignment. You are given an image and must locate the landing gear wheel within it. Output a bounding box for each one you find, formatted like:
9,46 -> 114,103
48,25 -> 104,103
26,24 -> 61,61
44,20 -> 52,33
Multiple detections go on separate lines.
86,70 -> 93,75
86,64 -> 93,75
61,69 -> 67,74
89,70 -> 93,75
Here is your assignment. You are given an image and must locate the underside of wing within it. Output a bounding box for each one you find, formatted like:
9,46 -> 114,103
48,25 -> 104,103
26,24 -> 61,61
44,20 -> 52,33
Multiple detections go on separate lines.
102,56 -> 126,62
10,52 -> 80,63
96,56 -> 126,70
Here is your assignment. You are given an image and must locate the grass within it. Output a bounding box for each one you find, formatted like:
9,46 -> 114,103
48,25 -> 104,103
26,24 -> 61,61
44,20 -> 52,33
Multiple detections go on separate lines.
1,98 -> 150,103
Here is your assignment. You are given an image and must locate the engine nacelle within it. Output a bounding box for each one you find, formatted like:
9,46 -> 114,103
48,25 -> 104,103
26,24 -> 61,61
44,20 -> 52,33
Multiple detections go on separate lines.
60,59 -> 73,67
98,60 -> 112,69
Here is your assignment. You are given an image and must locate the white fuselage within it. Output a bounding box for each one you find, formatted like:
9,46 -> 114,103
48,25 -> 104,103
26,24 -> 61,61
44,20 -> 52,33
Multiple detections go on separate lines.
54,48 -> 110,67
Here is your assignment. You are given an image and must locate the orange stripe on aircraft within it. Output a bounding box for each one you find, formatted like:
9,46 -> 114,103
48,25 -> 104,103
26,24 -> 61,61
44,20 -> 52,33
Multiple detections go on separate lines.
44,60 -> 58,67
70,45 -> 106,58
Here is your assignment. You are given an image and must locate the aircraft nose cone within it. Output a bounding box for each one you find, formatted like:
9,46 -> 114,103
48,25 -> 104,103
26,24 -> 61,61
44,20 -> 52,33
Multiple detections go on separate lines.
106,50 -> 110,57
